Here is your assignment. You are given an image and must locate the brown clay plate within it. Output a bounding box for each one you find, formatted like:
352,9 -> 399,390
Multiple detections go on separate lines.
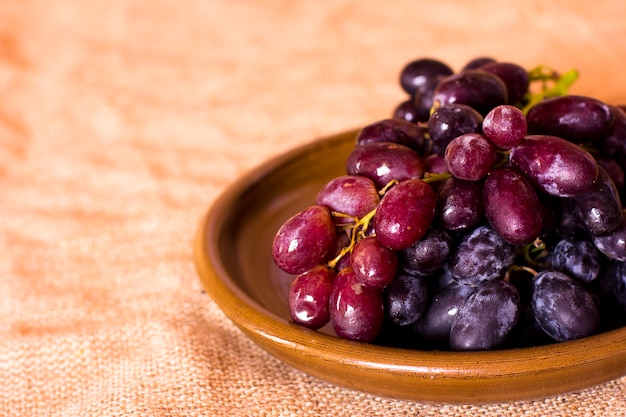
193,129 -> 626,404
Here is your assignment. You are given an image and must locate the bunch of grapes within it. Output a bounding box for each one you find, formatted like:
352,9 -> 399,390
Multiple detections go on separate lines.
272,56 -> 626,351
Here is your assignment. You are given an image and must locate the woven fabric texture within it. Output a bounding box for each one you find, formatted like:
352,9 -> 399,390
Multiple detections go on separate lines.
1,1 -> 625,416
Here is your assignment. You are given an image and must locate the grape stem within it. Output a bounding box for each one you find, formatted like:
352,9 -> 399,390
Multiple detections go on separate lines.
521,66 -> 579,115
327,207 -> 377,269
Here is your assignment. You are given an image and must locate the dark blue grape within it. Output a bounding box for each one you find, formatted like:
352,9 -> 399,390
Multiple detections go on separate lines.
383,273 -> 430,326
399,58 -> 453,95
427,103 -> 484,154
593,209 -> 626,261
400,227 -> 452,276
355,118 -> 425,153
479,62 -> 530,105
549,236 -> 602,284
448,224 -> 517,286
449,279 -> 520,350
531,270 -> 601,342
436,176 -> 484,231
432,70 -> 508,116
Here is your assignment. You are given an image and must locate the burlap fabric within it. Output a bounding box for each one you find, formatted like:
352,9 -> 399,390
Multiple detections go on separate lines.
1,1 -> 625,415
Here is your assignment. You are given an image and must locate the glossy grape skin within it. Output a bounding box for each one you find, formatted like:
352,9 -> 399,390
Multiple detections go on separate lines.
374,179 -> 437,251
449,279 -> 520,351
570,166 -> 623,236
400,227 -> 452,276
445,133 -> 498,181
399,58 -> 453,95
346,142 -> 426,189
272,205 -> 337,275
448,224 -> 517,286
432,69 -> 508,116
288,265 -> 336,329
412,75 -> 446,123
384,273 -> 430,326
329,267 -> 384,342
483,167 -> 543,246
355,118 -> 425,153
316,175 -> 380,220
393,99 -> 421,124
593,210 -> 626,261
479,62 -> 530,105
549,237 -> 602,285
412,282 -> 475,347
509,135 -> 599,197
351,236 -> 398,289
526,95 -> 615,143
436,176 -> 484,231
482,105 -> 527,149
531,270 -> 601,342
597,106 -> 626,157
428,103 -> 484,154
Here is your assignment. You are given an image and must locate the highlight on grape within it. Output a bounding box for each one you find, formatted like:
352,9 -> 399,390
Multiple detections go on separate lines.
272,56 -> 626,351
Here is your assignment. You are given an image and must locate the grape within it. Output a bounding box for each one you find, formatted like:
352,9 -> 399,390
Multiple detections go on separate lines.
400,227 -> 452,276
374,178 -> 437,250
449,279 -> 520,350
393,99 -> 421,124
444,133 -> 498,181
428,104 -> 484,154
355,118 -> 425,153
329,266 -> 384,342
594,153 -> 625,189
599,261 -> 626,313
479,62 -> 530,105
383,273 -> 429,326
549,236 -> 602,285
412,75 -> 446,123
432,69 -> 508,116
316,175 -> 380,220
346,141 -> 425,189
424,153 -> 448,175
272,205 -> 337,274
461,56 -> 496,71
482,105 -> 527,149
593,210 -> 626,261
436,176 -> 484,231
288,265 -> 335,329
399,58 -> 453,95
597,106 -> 626,157
351,236 -> 398,289
531,270 -> 601,342
570,166 -> 623,236
526,95 -> 615,143
448,223 -> 516,286
483,167 -> 543,246
509,134 -> 599,197
412,282 -> 475,346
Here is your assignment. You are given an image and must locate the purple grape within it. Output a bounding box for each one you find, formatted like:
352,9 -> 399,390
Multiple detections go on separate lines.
483,167 -> 543,246
412,75 -> 446,123
399,58 -> 453,95
594,154 -> 625,189
329,266 -> 384,342
436,176 -> 484,231
427,104 -> 484,154
346,141 -> 426,189
272,205 -> 337,275
549,236 -> 602,285
432,69 -> 508,116
597,106 -> 626,156
593,209 -> 626,261
351,236 -> 398,289
412,282 -> 475,347
526,95 -> 615,144
449,279 -> 520,350
444,133 -> 498,181
599,261 -> 626,313
374,179 -> 437,250
315,175 -> 380,220
393,99 -> 421,124
400,227 -> 452,276
570,166 -> 623,236
482,105 -> 527,149
384,273 -> 430,326
355,118 -> 425,153
288,265 -> 336,329
448,224 -> 517,286
424,153 -> 448,175
531,270 -> 601,342
509,135 -> 599,197
461,56 -> 496,71
479,62 -> 530,105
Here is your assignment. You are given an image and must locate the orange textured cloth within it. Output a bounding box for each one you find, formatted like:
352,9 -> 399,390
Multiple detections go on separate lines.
1,1 -> 625,415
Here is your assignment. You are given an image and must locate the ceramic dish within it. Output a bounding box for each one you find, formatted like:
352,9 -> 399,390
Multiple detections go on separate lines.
193,130 -> 626,404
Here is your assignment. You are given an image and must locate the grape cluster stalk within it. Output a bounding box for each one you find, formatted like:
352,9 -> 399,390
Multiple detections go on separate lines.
272,56 -> 626,351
